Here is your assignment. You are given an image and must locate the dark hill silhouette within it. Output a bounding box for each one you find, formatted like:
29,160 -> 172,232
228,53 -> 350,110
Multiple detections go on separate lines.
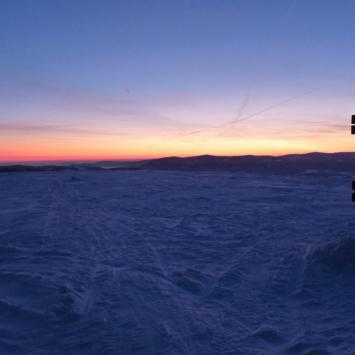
139,152 -> 355,173
2,152 -> 355,173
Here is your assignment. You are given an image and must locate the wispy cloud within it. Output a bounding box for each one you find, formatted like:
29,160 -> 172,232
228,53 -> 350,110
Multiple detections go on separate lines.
0,78 -> 186,128
0,123 -> 135,137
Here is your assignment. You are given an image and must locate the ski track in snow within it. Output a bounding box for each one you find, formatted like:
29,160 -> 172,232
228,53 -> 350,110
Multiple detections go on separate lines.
0,170 -> 354,354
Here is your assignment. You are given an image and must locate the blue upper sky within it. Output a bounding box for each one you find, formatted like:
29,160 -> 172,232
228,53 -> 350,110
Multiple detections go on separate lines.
0,0 -> 354,160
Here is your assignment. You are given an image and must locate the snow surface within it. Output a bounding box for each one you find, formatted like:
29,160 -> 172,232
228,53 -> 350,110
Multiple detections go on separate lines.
0,170 -> 354,354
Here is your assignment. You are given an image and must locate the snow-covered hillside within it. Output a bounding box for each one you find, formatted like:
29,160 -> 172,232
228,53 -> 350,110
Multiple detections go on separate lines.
0,170 -> 354,354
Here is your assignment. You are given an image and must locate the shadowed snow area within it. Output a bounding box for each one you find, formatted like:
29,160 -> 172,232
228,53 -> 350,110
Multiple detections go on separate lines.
0,170 -> 354,354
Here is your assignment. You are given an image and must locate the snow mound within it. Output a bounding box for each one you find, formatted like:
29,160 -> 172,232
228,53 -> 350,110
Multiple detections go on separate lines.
309,237 -> 355,273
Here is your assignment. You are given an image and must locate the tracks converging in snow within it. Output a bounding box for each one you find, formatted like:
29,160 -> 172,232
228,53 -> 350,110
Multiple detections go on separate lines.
0,170 -> 354,354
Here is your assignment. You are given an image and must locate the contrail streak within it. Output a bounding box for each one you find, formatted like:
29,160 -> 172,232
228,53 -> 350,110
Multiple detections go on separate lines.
228,90 -> 313,126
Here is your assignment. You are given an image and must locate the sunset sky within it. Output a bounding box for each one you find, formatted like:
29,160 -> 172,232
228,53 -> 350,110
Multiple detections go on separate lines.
1,0 -> 354,162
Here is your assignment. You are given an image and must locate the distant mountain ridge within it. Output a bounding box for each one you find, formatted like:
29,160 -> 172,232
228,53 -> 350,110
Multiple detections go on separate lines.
140,152 -> 355,173
2,152 -> 355,174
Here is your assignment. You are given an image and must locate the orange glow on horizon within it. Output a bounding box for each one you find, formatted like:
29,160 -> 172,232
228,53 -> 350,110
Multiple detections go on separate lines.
1,132 -> 354,162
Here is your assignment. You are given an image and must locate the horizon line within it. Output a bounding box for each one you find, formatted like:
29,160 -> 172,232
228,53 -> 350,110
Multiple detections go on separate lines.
2,150 -> 355,165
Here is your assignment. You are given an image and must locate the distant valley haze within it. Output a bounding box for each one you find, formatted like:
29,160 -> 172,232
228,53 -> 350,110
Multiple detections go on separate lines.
3,152 -> 355,175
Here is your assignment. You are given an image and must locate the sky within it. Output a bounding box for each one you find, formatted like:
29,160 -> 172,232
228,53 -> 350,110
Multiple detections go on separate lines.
0,0 -> 354,161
